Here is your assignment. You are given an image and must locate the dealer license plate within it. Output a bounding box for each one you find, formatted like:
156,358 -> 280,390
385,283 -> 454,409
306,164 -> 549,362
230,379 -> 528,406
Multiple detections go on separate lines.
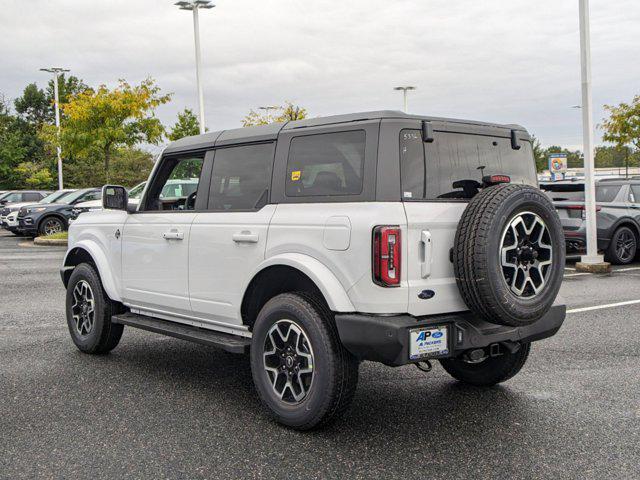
409,325 -> 449,360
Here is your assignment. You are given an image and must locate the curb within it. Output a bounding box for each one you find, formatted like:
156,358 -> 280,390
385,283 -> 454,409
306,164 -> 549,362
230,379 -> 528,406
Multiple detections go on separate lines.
575,261 -> 612,274
33,237 -> 68,246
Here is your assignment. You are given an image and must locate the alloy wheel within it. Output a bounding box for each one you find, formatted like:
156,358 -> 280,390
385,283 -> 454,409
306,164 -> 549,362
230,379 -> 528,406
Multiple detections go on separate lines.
263,319 -> 315,404
71,280 -> 95,336
43,218 -> 63,236
500,212 -> 553,298
615,229 -> 636,262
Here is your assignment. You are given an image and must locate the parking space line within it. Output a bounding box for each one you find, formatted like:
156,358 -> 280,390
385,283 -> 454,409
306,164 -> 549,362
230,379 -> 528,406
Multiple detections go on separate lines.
613,266 -> 640,272
567,299 -> 640,314
564,273 -> 590,277
565,267 -> 577,271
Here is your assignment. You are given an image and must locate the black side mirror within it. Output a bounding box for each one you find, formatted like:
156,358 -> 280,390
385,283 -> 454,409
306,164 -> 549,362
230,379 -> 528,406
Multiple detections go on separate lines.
102,185 -> 129,211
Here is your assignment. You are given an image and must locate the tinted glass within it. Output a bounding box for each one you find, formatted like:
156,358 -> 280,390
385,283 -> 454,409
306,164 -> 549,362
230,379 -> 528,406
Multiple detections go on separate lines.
286,131 -> 365,197
400,130 -> 537,200
209,143 -> 274,211
595,184 -> 621,202
61,189 -> 95,204
631,185 -> 640,204
128,182 -> 146,199
39,190 -> 73,204
23,193 -> 43,202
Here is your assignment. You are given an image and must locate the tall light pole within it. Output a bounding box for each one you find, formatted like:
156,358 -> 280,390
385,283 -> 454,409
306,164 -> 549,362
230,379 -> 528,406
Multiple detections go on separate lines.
394,86 -> 416,113
175,0 -> 214,135
40,67 -> 69,190
577,0 -> 607,270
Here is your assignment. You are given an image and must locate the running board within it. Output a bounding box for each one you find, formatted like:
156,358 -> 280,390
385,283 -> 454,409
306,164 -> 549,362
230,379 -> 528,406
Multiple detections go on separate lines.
112,312 -> 251,354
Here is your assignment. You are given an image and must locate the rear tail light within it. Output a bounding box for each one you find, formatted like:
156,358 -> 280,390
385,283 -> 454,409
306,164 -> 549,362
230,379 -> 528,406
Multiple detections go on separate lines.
373,226 -> 401,287
560,204 -> 601,220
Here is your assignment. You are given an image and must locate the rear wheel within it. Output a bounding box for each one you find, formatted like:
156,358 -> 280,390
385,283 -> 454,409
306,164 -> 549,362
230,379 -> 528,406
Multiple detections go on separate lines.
65,263 -> 124,354
39,216 -> 65,236
604,226 -> 637,265
439,343 -> 531,386
250,293 -> 359,430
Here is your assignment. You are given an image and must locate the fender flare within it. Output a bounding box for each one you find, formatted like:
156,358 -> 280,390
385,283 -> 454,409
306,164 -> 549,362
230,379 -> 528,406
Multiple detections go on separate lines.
37,212 -> 68,232
244,253 -> 355,312
62,239 -> 121,302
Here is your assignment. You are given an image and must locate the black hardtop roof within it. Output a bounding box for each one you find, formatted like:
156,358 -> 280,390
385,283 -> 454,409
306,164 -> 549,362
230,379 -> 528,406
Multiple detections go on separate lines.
164,110 -> 528,154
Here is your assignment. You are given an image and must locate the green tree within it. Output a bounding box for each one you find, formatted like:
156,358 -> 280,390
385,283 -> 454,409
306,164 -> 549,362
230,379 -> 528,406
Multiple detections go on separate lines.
14,83 -> 49,125
601,95 -> 640,176
530,135 -> 546,172
168,108 -> 200,141
58,78 -> 171,182
242,101 -> 308,127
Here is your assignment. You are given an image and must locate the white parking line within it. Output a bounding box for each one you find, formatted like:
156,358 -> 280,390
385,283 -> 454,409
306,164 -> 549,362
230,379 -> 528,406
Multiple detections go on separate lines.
613,266 -> 640,272
567,299 -> 640,314
565,267 -> 577,271
564,273 -> 590,277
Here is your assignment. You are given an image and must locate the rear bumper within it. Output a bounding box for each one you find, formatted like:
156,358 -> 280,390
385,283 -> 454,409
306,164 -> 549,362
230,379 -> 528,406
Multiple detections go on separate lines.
334,303 -> 566,366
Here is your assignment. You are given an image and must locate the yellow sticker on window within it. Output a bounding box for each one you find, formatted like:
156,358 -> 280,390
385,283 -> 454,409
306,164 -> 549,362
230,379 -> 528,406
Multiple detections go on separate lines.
291,170 -> 301,181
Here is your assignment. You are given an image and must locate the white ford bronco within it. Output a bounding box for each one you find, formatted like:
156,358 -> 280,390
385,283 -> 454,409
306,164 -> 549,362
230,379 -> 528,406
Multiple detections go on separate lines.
62,111 -> 566,429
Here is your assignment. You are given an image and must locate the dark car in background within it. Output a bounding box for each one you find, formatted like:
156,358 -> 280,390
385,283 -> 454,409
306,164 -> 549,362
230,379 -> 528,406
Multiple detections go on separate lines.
542,178 -> 640,264
17,188 -> 101,237
1,189 -> 76,235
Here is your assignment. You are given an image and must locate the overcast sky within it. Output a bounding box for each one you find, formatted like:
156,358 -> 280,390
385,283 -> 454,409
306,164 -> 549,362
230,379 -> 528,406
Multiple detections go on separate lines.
1,0 -> 639,152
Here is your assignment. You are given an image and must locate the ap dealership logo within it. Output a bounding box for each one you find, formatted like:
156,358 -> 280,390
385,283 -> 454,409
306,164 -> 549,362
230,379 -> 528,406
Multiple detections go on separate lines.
416,330 -> 443,342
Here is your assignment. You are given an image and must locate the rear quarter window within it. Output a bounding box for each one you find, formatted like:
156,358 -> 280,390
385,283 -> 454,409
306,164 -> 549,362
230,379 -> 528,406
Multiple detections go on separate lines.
285,130 -> 365,197
595,184 -> 621,202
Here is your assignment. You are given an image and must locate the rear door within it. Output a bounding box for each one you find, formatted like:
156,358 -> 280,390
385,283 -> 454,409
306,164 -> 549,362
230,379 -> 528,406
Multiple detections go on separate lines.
399,125 -> 538,316
188,142 -> 276,328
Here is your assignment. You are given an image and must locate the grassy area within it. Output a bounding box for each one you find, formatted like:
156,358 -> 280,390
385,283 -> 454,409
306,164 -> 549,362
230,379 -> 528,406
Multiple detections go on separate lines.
39,231 -> 68,240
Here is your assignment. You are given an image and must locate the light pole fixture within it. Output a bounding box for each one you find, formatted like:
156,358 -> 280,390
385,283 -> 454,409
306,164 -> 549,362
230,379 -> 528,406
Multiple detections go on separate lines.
175,0 -> 215,135
40,67 -> 70,190
393,86 -> 416,113
576,0 -> 606,269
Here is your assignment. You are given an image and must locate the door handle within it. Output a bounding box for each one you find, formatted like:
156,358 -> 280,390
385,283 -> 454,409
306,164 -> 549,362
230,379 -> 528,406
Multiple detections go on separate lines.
163,229 -> 184,240
232,231 -> 259,243
420,230 -> 432,278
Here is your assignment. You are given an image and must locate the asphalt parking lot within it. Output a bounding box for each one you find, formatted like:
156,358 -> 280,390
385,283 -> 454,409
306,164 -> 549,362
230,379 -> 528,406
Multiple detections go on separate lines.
1,230 -> 639,479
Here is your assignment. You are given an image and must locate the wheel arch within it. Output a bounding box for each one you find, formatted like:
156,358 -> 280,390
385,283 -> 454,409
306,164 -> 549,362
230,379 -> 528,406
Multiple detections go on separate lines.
62,242 -> 121,302
240,254 -> 355,330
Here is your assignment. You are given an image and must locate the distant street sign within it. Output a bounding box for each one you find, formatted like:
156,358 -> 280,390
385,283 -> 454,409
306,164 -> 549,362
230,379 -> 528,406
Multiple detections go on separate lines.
549,154 -> 568,180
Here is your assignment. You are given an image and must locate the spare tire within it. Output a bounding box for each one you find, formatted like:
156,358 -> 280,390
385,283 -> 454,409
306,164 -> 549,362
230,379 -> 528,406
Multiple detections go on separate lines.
453,184 -> 565,327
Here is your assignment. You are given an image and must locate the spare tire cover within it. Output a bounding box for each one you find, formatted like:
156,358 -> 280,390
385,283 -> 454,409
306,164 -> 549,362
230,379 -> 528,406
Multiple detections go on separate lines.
453,184 -> 565,327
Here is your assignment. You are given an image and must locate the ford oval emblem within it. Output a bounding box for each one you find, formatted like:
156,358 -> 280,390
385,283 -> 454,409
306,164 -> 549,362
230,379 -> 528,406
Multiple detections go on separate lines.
418,290 -> 435,300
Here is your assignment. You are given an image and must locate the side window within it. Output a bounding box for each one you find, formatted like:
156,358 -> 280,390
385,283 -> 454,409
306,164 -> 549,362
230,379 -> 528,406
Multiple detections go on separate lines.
630,185 -> 640,204
595,185 -> 621,203
23,193 -> 42,202
399,129 -> 425,200
144,155 -> 204,211
285,130 -> 365,197
208,143 -> 274,211
81,191 -> 101,202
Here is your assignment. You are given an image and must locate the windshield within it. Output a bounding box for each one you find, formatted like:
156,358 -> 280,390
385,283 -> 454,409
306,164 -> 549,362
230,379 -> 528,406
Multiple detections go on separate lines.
128,182 -> 146,199
39,190 -> 74,204
59,189 -> 95,205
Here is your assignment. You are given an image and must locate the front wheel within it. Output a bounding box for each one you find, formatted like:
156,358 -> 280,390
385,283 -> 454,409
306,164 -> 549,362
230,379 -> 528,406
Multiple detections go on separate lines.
604,226 -> 637,265
250,293 -> 359,430
65,263 -> 124,354
39,216 -> 65,236
439,343 -> 531,386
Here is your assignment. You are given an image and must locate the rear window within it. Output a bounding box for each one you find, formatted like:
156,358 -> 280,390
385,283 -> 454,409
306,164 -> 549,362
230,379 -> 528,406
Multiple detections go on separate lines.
400,130 -> 537,200
286,131 -> 365,197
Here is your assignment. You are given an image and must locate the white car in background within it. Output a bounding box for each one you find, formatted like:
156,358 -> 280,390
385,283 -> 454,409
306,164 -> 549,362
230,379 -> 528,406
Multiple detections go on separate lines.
69,180 -> 199,221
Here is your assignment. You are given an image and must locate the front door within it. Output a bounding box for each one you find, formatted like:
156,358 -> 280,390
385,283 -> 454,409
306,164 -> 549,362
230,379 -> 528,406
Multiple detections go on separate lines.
121,153 -> 206,317
189,142 -> 276,327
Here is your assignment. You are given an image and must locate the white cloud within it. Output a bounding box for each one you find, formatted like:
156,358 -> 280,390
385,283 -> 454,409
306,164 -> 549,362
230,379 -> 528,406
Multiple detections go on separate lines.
1,0 -> 638,150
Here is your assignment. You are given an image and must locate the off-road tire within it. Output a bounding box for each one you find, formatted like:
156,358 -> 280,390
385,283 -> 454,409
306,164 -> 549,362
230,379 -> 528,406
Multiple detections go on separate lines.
250,292 -> 359,430
440,342 -> 531,386
453,184 -> 565,327
65,263 -> 124,354
604,226 -> 637,265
